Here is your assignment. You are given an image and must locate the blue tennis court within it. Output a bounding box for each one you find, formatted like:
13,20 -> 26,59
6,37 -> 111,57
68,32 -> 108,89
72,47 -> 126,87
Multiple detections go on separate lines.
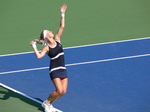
0,37 -> 150,112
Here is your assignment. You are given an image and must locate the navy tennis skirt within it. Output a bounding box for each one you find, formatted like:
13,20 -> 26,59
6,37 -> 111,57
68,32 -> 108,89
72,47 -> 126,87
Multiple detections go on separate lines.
50,69 -> 67,80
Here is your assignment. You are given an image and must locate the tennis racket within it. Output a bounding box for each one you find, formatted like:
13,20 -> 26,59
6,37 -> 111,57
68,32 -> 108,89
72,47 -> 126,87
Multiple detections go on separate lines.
34,39 -> 47,46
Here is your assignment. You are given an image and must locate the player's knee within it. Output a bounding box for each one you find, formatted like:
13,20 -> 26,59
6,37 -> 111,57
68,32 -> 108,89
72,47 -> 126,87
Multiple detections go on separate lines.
57,89 -> 67,96
62,89 -> 67,95
56,90 -> 63,96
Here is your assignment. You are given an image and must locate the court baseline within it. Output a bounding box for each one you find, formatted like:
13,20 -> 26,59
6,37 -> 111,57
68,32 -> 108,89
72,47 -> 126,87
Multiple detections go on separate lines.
0,53 -> 150,75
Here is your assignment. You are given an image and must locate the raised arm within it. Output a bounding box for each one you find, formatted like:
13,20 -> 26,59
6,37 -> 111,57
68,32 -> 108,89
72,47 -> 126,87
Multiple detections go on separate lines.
54,4 -> 67,42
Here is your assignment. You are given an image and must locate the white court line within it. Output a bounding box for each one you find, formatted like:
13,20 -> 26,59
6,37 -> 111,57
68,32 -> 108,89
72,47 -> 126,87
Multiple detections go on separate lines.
66,53 -> 150,66
0,83 -> 42,104
1,53 -> 150,75
0,37 -> 150,57
0,67 -> 48,75
65,37 -> 150,49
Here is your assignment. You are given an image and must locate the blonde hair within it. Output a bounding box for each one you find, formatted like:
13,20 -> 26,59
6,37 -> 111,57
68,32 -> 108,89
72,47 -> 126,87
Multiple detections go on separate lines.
34,30 -> 47,46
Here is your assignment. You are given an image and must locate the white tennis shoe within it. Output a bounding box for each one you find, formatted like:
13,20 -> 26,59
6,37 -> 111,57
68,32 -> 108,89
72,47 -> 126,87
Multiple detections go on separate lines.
42,101 -> 53,112
42,101 -> 63,112
51,105 -> 63,112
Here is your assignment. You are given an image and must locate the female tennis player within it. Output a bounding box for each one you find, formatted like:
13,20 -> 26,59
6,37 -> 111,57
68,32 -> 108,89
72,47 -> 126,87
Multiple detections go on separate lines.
30,4 -> 68,112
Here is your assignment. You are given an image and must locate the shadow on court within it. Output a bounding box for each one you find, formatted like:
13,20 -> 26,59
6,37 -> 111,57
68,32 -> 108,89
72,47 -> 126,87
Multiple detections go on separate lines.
0,86 -> 44,112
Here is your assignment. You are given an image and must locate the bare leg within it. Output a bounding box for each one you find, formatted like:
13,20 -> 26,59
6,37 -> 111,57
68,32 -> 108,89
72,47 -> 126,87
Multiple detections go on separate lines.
47,78 -> 68,104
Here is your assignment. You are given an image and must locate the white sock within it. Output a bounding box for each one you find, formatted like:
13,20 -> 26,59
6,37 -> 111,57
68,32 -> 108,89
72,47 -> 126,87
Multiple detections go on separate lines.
45,99 -> 51,104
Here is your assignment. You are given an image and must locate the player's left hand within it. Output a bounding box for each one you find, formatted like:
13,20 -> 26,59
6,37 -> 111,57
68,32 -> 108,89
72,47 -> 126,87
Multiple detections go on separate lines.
60,4 -> 67,13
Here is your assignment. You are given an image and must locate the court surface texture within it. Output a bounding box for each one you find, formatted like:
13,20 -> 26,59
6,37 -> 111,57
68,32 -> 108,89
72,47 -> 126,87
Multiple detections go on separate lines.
1,0 -> 150,112
1,37 -> 150,112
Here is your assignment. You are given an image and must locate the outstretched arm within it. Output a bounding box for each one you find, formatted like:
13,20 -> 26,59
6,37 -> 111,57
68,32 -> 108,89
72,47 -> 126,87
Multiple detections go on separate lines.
54,4 -> 67,42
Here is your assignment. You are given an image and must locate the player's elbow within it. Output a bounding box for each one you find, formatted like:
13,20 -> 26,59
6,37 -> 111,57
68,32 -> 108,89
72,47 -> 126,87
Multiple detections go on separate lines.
60,26 -> 65,30
60,24 -> 65,29
36,55 -> 42,59
36,57 -> 41,59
